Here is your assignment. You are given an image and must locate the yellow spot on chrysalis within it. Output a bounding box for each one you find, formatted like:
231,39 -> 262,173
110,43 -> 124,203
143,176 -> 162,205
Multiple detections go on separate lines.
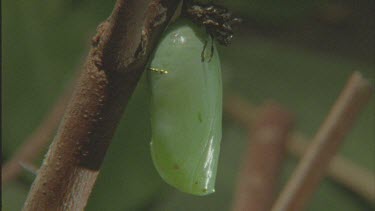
149,67 -> 169,74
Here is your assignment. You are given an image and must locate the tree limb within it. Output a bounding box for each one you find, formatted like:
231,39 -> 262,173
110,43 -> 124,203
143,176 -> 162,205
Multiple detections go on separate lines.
288,133 -> 375,204
232,103 -> 294,211
271,71 -> 373,211
23,0 -> 181,210
224,85 -> 375,205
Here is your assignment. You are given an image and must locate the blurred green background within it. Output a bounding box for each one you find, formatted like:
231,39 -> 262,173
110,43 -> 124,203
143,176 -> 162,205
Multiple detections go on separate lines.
2,0 -> 374,210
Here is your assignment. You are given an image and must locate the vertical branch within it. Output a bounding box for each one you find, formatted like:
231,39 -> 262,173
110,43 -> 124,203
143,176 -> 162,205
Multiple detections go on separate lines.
271,72 -> 373,211
23,0 -> 181,210
232,103 -> 294,211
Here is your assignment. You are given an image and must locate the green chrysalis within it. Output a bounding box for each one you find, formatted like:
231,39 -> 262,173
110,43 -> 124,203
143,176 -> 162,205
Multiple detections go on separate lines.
148,19 -> 222,196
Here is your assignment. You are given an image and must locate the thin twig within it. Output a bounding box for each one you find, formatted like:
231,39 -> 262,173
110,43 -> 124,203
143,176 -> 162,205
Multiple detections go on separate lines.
271,71 -> 373,211
288,133 -> 375,204
2,83 -> 72,184
232,103 -> 294,211
23,0 -> 181,210
224,83 -> 375,205
18,162 -> 39,176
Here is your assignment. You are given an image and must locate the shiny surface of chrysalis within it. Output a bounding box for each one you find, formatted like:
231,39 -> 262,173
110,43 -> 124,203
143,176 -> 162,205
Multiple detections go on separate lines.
148,19 -> 222,195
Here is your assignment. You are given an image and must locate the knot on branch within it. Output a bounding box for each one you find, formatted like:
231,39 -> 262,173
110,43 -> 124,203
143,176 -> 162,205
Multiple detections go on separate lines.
91,20 -> 110,48
133,29 -> 148,62
121,3 -> 169,72
90,20 -> 112,71
150,3 -> 168,28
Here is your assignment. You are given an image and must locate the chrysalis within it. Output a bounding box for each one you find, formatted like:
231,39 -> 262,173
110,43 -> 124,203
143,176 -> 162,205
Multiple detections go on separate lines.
148,19 -> 222,195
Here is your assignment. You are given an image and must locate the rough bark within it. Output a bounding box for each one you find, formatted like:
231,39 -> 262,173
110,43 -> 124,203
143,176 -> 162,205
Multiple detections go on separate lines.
23,0 -> 181,210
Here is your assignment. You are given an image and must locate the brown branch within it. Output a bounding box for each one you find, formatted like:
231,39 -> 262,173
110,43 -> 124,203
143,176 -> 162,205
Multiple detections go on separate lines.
271,71 -> 373,211
232,103 -> 294,211
2,83 -> 72,184
288,134 -> 375,204
224,84 -> 375,205
22,0 -> 181,210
